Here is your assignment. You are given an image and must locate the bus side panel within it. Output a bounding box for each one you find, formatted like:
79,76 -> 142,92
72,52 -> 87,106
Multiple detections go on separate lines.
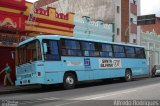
92,58 -> 148,80
122,59 -> 148,76
43,61 -> 64,84
91,58 -> 125,79
42,57 -> 148,84
76,71 -> 94,81
45,72 -> 64,84
93,69 -> 125,80
61,57 -> 93,81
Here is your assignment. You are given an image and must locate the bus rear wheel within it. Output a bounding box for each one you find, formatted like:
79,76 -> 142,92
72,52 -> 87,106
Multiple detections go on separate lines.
125,70 -> 132,82
63,73 -> 76,90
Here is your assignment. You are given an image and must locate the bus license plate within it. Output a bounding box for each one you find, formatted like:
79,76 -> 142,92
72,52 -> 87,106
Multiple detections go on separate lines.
23,80 -> 27,84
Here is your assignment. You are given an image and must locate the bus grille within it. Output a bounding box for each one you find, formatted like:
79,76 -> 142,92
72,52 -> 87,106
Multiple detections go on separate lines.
21,74 -> 31,79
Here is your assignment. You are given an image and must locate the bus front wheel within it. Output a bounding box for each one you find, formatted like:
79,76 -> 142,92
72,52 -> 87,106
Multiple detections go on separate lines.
63,73 -> 76,90
125,70 -> 132,82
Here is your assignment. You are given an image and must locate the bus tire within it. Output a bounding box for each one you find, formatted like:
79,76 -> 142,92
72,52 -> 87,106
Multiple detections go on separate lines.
125,70 -> 132,82
63,73 -> 76,90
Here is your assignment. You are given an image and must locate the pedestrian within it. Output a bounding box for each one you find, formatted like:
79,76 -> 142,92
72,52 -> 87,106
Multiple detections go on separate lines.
0,63 -> 14,86
151,65 -> 156,77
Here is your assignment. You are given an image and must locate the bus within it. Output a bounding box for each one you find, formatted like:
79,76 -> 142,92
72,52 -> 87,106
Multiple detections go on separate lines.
15,35 -> 149,89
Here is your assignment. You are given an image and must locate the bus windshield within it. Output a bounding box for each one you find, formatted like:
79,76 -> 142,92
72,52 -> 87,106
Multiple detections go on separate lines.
18,40 -> 42,65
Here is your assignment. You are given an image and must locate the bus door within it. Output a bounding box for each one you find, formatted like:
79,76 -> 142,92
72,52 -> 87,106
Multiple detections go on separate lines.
43,40 -> 62,74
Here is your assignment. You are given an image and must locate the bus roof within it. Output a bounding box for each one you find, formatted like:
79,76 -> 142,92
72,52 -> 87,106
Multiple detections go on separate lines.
18,35 -> 144,48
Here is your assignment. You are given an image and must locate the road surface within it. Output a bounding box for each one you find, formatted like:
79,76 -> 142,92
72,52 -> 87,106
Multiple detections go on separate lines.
0,77 -> 160,106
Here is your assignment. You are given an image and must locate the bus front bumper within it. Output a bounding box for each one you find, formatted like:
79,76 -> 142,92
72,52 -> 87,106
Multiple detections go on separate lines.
15,77 -> 45,86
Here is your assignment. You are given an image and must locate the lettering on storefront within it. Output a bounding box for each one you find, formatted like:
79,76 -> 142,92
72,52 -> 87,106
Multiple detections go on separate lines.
3,0 -> 25,6
15,0 -> 22,2
0,18 -> 17,29
0,35 -> 19,46
99,59 -> 122,68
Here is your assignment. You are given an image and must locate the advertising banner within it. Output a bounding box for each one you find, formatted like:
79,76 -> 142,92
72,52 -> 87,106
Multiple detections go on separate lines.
99,59 -> 122,69
0,13 -> 25,31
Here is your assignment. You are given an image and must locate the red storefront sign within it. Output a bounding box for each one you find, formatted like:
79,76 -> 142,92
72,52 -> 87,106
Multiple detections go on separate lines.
2,0 -> 25,6
0,11 -> 25,31
0,0 -> 26,10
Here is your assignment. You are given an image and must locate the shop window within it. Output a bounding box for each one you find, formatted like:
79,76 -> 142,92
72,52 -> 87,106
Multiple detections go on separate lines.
117,28 -> 120,36
117,6 -> 120,13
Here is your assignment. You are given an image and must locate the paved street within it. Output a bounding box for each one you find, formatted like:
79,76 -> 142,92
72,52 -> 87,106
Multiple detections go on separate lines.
0,77 -> 160,106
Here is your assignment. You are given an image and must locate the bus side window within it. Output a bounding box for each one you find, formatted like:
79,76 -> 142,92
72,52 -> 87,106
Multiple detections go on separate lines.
113,45 -> 126,58
81,41 -> 99,57
99,43 -> 113,57
62,49 -> 67,55
125,46 -> 136,58
43,40 -> 60,61
61,39 -> 81,56
135,48 -> 145,58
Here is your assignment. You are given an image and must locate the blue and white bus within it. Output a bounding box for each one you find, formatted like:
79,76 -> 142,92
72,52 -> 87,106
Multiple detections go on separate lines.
15,35 -> 148,89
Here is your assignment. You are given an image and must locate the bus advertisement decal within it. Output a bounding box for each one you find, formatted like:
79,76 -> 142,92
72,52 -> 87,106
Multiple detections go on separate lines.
84,58 -> 91,69
67,61 -> 83,66
99,59 -> 122,68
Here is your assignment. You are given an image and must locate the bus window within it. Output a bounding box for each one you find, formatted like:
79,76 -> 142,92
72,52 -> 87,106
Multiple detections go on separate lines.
81,42 -> 99,57
26,41 -> 36,62
113,45 -> 126,58
99,43 -> 113,57
18,45 -> 27,64
18,40 -> 41,65
135,48 -> 145,58
43,40 -> 60,61
125,46 -> 136,58
61,39 -> 82,56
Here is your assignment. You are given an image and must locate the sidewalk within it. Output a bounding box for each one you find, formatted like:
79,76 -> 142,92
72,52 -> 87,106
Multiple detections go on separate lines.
0,85 -> 41,95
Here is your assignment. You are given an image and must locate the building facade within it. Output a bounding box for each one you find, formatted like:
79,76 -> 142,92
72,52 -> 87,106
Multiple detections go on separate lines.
115,0 -> 141,44
73,16 -> 113,41
141,18 -> 160,70
47,0 -> 140,44
45,0 -> 115,23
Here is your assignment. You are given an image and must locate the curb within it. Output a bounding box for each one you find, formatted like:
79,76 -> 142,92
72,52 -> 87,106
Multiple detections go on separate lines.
0,86 -> 41,95
0,89 -> 24,95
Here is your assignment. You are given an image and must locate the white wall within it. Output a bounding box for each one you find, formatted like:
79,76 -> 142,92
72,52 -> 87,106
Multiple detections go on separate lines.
47,0 -> 115,23
137,0 -> 141,45
129,0 -> 141,45
114,0 -> 121,43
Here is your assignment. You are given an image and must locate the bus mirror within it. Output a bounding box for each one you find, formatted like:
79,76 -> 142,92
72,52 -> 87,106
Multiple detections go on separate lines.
43,43 -> 48,54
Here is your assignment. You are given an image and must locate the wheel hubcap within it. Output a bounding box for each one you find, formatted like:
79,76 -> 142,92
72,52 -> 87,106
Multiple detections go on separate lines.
126,73 -> 131,80
66,76 -> 74,85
